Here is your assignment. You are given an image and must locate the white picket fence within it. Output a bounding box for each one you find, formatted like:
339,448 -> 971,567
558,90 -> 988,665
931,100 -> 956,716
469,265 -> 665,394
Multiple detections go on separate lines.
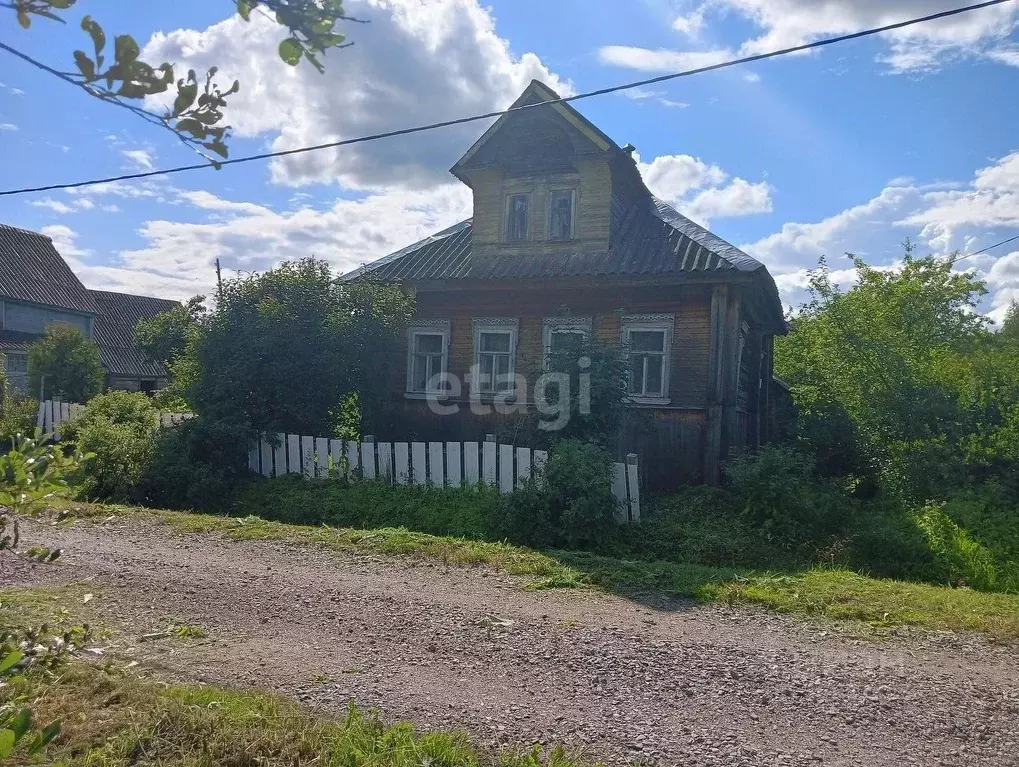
36,399 -> 193,440
248,433 -> 641,522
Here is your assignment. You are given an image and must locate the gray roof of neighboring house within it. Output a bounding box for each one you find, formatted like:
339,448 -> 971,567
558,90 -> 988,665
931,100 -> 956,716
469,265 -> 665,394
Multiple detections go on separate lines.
0,224 -> 99,314
89,289 -> 179,379
0,329 -> 36,353
348,196 -> 770,283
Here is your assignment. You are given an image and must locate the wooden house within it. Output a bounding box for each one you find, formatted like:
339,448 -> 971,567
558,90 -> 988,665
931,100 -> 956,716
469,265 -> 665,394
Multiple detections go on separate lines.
351,81 -> 786,486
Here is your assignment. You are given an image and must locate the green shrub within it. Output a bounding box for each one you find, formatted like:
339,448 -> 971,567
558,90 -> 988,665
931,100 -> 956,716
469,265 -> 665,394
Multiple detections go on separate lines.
63,392 -> 157,501
138,418 -> 253,512
843,501 -> 947,583
494,439 -> 620,550
913,502 -> 1000,591
621,487 -> 798,568
27,325 -> 105,402
236,475 -> 494,539
724,444 -> 850,549
0,391 -> 39,447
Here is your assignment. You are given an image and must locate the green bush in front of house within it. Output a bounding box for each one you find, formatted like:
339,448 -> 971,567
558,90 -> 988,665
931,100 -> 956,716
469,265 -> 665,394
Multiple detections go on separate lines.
27,325 -> 105,403
62,391 -> 158,501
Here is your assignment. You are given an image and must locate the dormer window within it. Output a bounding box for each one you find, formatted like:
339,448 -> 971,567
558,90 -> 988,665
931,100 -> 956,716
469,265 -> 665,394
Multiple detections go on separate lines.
549,189 -> 575,240
506,194 -> 530,241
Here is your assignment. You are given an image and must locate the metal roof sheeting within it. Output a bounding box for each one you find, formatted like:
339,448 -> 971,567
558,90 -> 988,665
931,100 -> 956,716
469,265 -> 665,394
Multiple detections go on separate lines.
89,289 -> 179,378
351,196 -> 765,283
0,224 -> 99,314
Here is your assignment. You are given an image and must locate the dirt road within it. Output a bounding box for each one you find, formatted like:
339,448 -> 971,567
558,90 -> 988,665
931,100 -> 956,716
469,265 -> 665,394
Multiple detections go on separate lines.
4,516 -> 1018,767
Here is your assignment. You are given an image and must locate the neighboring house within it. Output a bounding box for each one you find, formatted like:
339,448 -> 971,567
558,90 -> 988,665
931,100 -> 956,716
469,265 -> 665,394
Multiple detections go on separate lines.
0,223 -> 178,395
350,81 -> 787,487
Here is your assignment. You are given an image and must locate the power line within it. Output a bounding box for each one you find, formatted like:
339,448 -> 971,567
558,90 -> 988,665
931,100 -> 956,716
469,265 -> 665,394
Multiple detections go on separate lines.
965,233 -> 1019,257
0,0 -> 1011,198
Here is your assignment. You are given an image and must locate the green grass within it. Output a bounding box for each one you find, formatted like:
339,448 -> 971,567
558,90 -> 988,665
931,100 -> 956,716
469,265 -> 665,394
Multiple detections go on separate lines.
53,500 -> 1019,639
2,666 -> 586,766
1,585 -> 589,766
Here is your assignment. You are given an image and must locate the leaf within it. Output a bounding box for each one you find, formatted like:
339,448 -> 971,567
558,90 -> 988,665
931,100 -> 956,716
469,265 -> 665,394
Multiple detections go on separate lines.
174,117 -> 207,139
80,15 -> 106,59
114,34 -> 141,66
0,729 -> 15,759
73,50 -> 95,80
202,140 -> 229,159
37,720 -> 61,750
0,650 -> 23,673
17,11 -> 31,28
173,82 -> 198,116
278,38 -> 303,66
237,0 -> 252,20
9,708 -> 31,740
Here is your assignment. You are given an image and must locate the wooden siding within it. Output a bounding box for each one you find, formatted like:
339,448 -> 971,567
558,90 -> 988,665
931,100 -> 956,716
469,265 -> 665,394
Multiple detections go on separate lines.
413,284 -> 712,407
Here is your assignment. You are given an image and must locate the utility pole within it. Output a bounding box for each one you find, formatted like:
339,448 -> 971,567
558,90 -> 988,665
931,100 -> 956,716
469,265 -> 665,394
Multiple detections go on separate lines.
215,258 -> 223,301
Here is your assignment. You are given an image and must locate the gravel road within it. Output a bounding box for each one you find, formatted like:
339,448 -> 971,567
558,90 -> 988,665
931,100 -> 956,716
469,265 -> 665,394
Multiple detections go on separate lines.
3,516 -> 1018,767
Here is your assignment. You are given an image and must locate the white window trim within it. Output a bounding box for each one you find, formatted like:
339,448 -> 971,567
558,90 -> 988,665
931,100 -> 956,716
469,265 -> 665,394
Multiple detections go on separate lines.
504,192 -> 531,242
620,313 -> 674,406
547,188 -> 577,241
541,316 -> 592,371
405,319 -> 450,399
472,317 -> 518,396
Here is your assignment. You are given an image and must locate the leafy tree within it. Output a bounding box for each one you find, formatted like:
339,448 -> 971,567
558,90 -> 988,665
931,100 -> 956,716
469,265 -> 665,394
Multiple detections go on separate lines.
5,1 -> 362,161
775,242 -> 1019,501
27,325 -> 105,403
135,295 -> 207,366
1002,301 -> 1019,342
185,258 -> 412,436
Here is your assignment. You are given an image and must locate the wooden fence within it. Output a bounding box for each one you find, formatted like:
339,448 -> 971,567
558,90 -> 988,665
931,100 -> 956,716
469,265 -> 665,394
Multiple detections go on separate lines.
36,399 -> 192,440
248,433 -> 641,522
33,400 -> 641,521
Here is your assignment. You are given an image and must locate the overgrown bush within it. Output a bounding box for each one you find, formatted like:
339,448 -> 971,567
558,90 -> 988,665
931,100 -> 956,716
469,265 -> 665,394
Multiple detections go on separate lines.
138,417 -> 253,512
236,475 -> 494,539
723,445 -> 850,550
912,502 -> 1000,591
27,325 -> 105,402
619,486 -> 797,567
0,391 -> 38,448
494,439 -> 621,550
63,392 -> 157,501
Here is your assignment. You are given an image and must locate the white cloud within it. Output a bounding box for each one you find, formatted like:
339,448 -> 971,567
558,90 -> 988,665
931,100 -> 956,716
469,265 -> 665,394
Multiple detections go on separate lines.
0,82 -> 25,97
598,45 -> 733,72
29,197 -> 97,215
143,0 -> 571,190
620,88 -> 689,108
40,225 -> 92,258
122,149 -> 155,171
0,123 -> 17,131
672,7 -> 707,37
599,1 -> 1019,74
686,177 -> 773,223
60,184 -> 471,300
744,72 -> 761,83
743,153 -> 1019,315
636,153 -> 771,226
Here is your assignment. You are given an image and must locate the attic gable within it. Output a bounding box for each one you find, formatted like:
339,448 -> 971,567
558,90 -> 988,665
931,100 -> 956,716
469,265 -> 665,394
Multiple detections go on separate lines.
451,81 -> 619,184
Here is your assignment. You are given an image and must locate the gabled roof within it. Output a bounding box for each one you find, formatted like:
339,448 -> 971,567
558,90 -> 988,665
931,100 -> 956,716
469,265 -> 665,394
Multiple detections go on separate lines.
0,224 -> 99,314
452,80 -> 621,181
89,289 -> 179,378
351,196 -> 767,282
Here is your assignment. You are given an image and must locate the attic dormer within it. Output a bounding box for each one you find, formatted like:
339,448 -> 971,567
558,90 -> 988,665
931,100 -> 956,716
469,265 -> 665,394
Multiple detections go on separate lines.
451,81 -> 649,258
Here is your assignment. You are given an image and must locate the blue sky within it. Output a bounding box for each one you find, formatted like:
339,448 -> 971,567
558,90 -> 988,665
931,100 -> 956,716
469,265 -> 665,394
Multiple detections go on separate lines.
2,0 -> 1019,321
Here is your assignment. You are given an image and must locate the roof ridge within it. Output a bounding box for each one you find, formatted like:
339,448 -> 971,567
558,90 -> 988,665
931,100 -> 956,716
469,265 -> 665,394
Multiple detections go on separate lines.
0,222 -> 52,239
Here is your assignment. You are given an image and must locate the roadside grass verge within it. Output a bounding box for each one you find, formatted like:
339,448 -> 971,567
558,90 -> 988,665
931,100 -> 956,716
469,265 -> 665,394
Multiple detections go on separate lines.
2,665 -> 585,767
0,585 -> 586,767
50,501 -> 1019,639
